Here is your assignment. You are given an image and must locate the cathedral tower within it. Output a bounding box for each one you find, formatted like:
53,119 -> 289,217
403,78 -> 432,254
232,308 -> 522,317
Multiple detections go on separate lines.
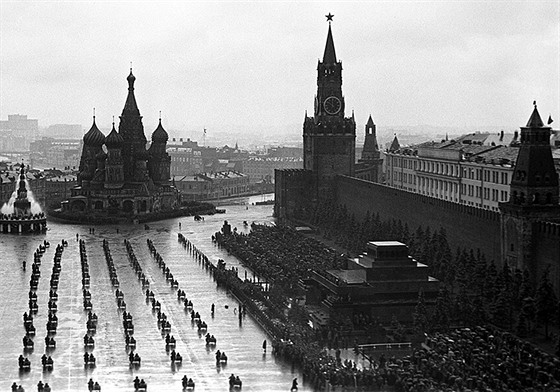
148,118 -> 171,185
119,69 -> 148,183
303,15 -> 356,196
78,115 -> 105,188
104,121 -> 125,188
500,102 -> 560,276
90,149 -> 107,189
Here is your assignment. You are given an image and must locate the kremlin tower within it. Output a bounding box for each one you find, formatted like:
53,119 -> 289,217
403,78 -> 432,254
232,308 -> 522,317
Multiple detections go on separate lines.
303,15 -> 356,198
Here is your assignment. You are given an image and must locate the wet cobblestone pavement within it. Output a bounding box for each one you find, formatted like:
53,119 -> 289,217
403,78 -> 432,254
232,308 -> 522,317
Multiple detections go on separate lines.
1,195 -> 311,391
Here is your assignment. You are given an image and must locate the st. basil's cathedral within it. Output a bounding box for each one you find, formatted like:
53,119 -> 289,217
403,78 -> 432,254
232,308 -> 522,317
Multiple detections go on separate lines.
62,70 -> 179,216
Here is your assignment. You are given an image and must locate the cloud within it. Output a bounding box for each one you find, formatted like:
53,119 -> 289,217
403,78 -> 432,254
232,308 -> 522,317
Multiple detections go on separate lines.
1,1 -> 558,131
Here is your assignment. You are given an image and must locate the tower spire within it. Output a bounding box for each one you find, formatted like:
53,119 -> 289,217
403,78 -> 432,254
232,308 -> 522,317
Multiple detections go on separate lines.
389,133 -> 400,152
362,114 -> 379,158
323,15 -> 337,64
526,100 -> 544,128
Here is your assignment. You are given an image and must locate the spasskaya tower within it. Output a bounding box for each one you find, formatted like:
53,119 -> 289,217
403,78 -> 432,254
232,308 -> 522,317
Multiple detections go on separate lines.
303,14 -> 356,196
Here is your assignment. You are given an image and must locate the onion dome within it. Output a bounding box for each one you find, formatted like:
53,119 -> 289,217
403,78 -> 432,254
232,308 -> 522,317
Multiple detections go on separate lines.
127,69 -> 136,85
83,117 -> 105,146
152,118 -> 168,143
105,123 -> 124,148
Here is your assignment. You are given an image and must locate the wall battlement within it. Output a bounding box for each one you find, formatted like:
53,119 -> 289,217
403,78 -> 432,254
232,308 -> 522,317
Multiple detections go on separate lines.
535,220 -> 560,237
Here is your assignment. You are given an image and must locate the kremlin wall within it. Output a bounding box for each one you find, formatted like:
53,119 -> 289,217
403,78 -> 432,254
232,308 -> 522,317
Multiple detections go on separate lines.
335,176 -> 502,262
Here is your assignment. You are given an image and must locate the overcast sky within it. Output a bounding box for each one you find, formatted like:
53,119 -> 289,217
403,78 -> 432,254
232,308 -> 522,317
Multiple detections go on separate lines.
1,1 -> 558,135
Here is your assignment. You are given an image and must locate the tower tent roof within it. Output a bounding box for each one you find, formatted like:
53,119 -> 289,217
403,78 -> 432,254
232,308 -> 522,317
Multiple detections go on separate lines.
323,24 -> 337,64
389,135 -> 400,152
366,115 -> 375,126
525,103 -> 545,128
122,69 -> 140,116
152,119 -> 169,143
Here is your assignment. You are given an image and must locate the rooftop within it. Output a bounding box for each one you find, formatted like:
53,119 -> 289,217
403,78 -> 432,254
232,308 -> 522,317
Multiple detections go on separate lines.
370,241 -> 406,247
466,145 -> 519,165
46,174 -> 77,182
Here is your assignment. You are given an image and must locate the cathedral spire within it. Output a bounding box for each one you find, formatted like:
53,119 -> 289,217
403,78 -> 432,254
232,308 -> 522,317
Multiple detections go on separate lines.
122,68 -> 140,116
323,19 -> 337,64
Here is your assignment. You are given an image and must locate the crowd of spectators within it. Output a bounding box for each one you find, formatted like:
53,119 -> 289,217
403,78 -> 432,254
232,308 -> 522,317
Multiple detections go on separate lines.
215,223 -> 560,391
214,223 -> 346,288
395,326 -> 560,391
272,337 -> 393,390
271,325 -> 560,391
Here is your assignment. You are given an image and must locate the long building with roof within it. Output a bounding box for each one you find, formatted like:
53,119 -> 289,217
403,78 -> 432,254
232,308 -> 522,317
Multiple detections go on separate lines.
61,70 -> 179,217
173,170 -> 249,201
383,131 -> 560,212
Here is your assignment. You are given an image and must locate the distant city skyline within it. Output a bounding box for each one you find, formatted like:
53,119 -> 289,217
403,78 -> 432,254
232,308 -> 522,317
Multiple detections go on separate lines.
1,2 -> 558,133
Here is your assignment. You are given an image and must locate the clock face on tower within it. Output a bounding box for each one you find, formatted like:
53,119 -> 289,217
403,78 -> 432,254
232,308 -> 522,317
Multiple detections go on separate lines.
324,96 -> 341,115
